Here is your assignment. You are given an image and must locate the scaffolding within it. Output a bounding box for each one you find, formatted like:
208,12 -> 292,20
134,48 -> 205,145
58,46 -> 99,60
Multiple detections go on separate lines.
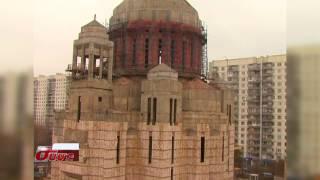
201,22 -> 208,79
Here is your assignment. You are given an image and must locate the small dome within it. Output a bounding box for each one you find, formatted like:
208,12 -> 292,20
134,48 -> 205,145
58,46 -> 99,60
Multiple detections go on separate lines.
110,0 -> 201,29
79,18 -> 108,40
147,64 -> 178,80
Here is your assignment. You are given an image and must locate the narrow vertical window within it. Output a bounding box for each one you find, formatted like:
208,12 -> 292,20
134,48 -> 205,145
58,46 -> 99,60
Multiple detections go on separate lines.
182,41 -> 186,70
148,136 -> 152,164
173,99 -> 177,125
152,98 -> 157,125
147,98 -> 151,125
171,136 -> 175,164
170,98 -> 173,125
116,135 -> 120,164
132,38 -> 137,65
228,104 -> 232,124
222,133 -> 225,162
158,39 -> 163,64
145,38 -> 149,68
171,40 -> 175,67
77,96 -> 81,122
200,137 -> 205,162
171,168 -> 174,180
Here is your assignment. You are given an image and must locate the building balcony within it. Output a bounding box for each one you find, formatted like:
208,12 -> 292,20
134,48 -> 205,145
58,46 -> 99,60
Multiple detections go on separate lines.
247,96 -> 260,102
262,63 -> 274,70
248,90 -> 260,95
228,66 -> 239,72
262,122 -> 274,126
248,84 -> 261,89
262,89 -> 275,95
248,64 -> 261,71
262,77 -> 273,82
247,135 -> 260,141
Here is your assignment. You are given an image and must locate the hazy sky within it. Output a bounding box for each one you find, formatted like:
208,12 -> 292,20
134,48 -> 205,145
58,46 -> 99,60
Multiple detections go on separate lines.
30,0 -> 286,75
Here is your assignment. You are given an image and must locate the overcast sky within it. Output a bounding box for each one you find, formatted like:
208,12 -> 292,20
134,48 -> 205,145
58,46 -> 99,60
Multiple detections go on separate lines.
1,0 -> 287,75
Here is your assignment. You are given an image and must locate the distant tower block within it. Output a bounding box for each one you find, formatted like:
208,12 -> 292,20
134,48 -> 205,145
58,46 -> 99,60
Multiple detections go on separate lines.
67,16 -> 113,81
109,0 -> 207,78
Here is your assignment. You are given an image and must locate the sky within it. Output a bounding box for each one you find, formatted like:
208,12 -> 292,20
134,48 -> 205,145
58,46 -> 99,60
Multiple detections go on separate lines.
1,0 -> 287,75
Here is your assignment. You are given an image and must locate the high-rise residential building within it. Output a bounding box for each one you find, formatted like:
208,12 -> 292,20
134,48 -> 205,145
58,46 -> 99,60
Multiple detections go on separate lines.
34,73 -> 70,129
210,55 -> 287,160
49,1 -> 235,179
287,46 -> 320,179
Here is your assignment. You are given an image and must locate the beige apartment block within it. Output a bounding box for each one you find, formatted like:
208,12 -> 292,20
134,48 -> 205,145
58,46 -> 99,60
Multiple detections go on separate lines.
210,55 -> 287,160
49,0 -> 234,179
34,74 -> 70,128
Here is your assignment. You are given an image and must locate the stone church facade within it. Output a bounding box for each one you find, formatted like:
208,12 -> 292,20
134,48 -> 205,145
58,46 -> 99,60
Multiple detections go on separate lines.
50,0 -> 234,179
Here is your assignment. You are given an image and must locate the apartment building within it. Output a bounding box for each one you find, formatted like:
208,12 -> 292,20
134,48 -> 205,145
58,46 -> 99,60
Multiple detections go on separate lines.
34,73 -> 70,128
210,55 -> 287,160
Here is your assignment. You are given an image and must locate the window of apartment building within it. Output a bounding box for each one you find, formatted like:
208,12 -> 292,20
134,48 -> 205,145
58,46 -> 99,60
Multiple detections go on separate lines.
221,67 -> 225,71
242,72 -> 245,75
277,63 -> 282,66
278,115 -> 282,119
278,96 -> 282,99
278,82 -> 282,86
278,109 -> 282,113
278,76 -> 281,80
98,97 -> 102,102
277,142 -> 281,146
278,122 -> 282,126
242,78 -> 245,81
242,90 -> 246,94
241,140 -> 244,144
241,122 -> 245,125
278,89 -> 282,93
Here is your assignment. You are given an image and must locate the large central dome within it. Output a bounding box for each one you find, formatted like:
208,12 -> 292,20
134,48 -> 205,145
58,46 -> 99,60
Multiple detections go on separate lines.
110,0 -> 201,29
108,0 -> 205,78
